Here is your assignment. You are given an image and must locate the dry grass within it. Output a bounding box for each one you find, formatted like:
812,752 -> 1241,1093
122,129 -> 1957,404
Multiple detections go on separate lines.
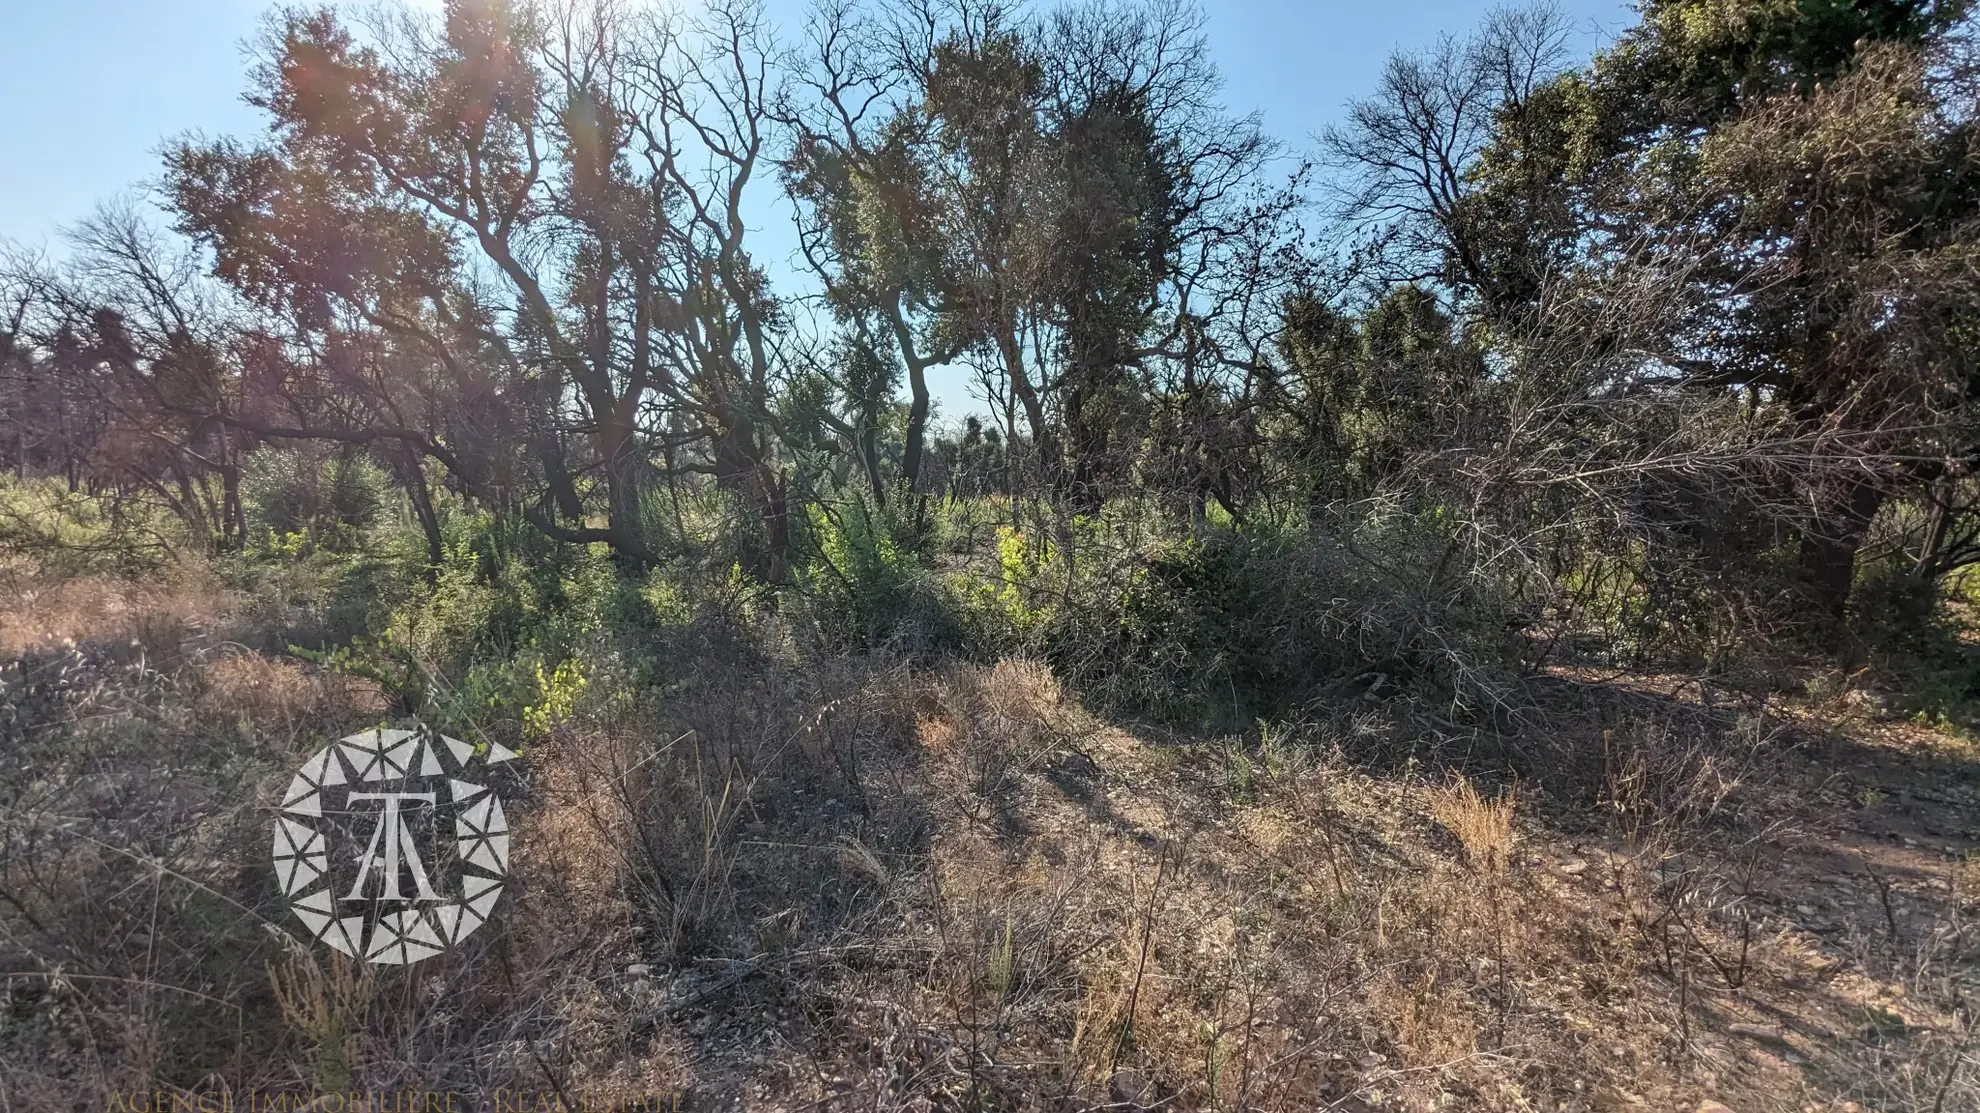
1431,775 -> 1517,874
3,570 -> 1976,1111
200,652 -> 385,734
0,565 -> 232,656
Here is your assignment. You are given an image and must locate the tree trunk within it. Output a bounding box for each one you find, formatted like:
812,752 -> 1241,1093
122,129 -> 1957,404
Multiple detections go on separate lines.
1063,384 -> 1107,512
221,460 -> 244,553
398,454 -> 445,588
1801,479 -> 1885,624
597,402 -> 649,573
1913,484 -> 1953,582
995,328 -> 1052,488
753,465 -> 791,582
858,417 -> 887,508
903,359 -> 930,497
540,437 -> 585,522
711,422 -> 790,582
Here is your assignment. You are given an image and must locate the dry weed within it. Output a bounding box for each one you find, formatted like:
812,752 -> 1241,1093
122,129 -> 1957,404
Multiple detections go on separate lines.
269,952 -> 376,1092
199,651 -> 386,742
1391,969 -> 1479,1067
1431,774 -> 1517,874
7,611 -> 1973,1112
0,566 -> 232,656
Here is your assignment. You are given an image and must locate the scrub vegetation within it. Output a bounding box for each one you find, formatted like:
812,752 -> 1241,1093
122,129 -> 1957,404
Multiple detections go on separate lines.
5,0 -> 1980,1109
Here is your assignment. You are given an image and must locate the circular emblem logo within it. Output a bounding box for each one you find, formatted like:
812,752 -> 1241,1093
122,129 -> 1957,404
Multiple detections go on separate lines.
271,726 -> 519,965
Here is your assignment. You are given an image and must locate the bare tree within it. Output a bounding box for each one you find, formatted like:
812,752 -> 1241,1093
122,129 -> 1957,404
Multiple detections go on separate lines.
1322,3 -> 1573,305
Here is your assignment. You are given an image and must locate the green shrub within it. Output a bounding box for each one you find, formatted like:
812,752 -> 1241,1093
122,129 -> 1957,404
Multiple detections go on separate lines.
946,523 -> 1058,651
0,477 -> 181,578
1040,506 -> 1519,730
797,494 -> 959,653
1850,566 -> 1980,734
243,445 -> 386,551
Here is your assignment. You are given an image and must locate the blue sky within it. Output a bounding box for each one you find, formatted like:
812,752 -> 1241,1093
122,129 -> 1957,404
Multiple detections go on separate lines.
0,0 -> 1634,416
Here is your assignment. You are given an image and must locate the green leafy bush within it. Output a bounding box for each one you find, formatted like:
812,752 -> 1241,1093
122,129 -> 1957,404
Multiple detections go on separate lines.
0,477 -> 179,578
243,446 -> 386,552
797,494 -> 959,653
1042,508 -> 1520,730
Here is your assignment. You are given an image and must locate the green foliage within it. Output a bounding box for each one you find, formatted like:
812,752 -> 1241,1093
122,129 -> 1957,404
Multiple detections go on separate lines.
941,505 -> 1519,731
1849,566 -> 1980,735
996,524 -> 1054,632
243,447 -> 386,553
522,657 -> 587,739
1551,520 -> 1805,667
17,0 -> 1980,761
797,493 -> 957,652
0,477 -> 179,578
1280,287 -> 1482,502
946,524 -> 1058,650
288,635 -> 428,712
1596,0 -> 1965,130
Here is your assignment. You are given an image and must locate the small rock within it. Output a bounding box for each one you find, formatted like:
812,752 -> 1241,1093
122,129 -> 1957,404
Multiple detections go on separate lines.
1558,859 -> 1588,875
1696,1102 -> 1735,1113
1109,1067 -> 1154,1105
